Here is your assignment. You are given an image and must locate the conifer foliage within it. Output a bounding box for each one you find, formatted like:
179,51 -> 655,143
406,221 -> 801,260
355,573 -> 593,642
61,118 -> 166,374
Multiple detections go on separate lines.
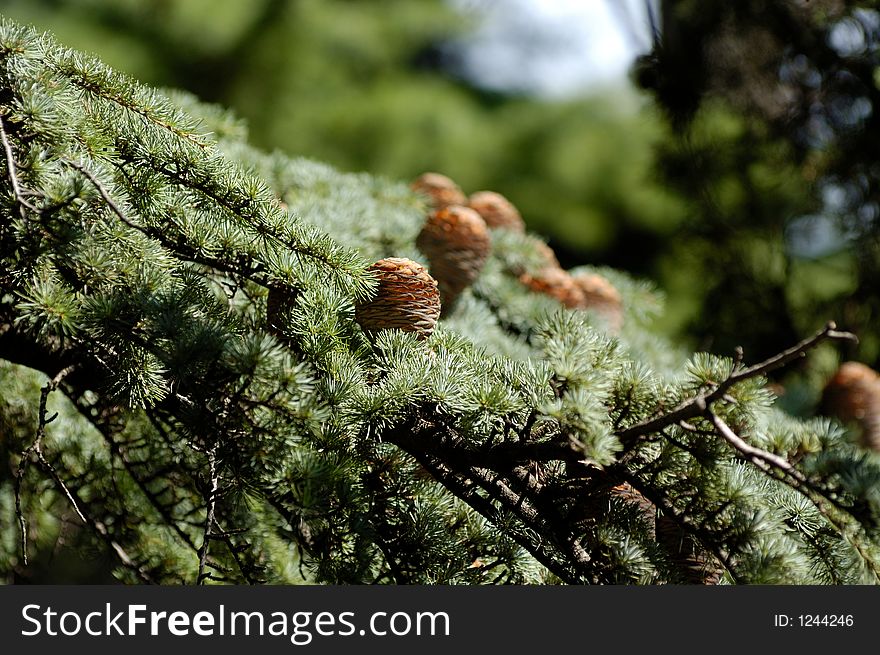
2,19 -> 880,585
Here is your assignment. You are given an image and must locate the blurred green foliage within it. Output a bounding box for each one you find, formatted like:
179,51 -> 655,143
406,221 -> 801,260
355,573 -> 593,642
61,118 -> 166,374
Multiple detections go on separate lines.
637,1 -> 880,399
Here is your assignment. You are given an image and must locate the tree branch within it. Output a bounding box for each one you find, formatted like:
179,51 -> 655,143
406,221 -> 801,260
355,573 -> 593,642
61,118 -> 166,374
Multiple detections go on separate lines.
12,364 -> 156,582
14,365 -> 76,565
197,448 -> 220,585
617,321 -> 857,446
0,115 -> 41,216
704,408 -> 807,484
704,409 -> 880,583
63,158 -> 287,291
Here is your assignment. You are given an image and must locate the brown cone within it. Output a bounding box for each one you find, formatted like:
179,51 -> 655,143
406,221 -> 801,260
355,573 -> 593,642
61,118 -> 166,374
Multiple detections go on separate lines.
411,172 -> 467,209
519,267 -> 586,309
416,205 -> 491,312
572,273 -> 624,332
467,191 -> 526,232
611,482 -> 656,539
821,361 -> 880,452
534,241 -> 561,270
355,257 -> 441,340
655,514 -> 723,585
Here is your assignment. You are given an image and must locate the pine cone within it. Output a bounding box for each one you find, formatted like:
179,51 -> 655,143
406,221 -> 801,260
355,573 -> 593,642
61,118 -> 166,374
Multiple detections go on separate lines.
411,172 -> 467,209
355,257 -> 441,340
534,240 -> 561,270
467,190 -> 525,232
572,273 -> 624,332
416,205 -> 491,312
519,267 -> 586,309
655,514 -> 723,585
821,361 -> 880,452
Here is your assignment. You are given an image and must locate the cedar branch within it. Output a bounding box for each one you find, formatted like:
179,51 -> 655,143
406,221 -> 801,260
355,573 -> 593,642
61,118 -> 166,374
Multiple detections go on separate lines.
617,322 -> 857,446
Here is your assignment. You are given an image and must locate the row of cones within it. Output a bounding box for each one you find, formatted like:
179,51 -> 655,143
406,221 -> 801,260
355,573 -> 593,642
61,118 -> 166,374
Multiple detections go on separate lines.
269,171 -> 625,343
269,171 -> 880,459
374,172 -> 624,335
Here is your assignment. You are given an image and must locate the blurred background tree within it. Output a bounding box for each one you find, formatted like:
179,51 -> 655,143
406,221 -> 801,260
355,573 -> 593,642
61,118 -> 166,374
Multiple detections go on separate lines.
635,0 -> 880,411
1,0 -> 877,448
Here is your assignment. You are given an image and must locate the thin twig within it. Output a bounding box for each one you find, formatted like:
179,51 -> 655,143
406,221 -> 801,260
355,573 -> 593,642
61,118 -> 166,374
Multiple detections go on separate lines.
51,471 -> 157,584
63,159 -> 144,231
65,158 -> 286,291
704,407 -> 807,484
13,364 -> 156,583
101,422 -> 200,552
197,448 -> 219,585
704,409 -> 880,583
14,365 -> 75,565
209,516 -> 260,585
618,322 -> 857,446
35,451 -> 87,526
0,115 -> 42,215
610,466 -> 739,584
732,322 -> 856,382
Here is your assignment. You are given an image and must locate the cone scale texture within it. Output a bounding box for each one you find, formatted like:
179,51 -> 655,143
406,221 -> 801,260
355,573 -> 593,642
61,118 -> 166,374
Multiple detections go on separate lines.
411,172 -> 467,209
572,272 -> 624,332
519,266 -> 587,309
416,205 -> 491,311
355,257 -> 441,339
468,190 -> 526,232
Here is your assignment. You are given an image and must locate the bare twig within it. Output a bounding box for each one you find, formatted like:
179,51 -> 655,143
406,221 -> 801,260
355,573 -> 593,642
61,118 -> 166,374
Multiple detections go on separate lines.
733,322 -> 857,380
617,322 -> 857,446
13,364 -> 156,583
52,473 -> 157,584
704,407 -> 807,484
0,115 -> 42,215
64,158 -> 290,292
14,365 -> 76,565
34,450 -> 87,526
704,409 -> 880,583
421,456 -> 581,584
63,159 -> 144,231
209,516 -> 260,585
197,448 -> 219,585
99,422 -> 200,552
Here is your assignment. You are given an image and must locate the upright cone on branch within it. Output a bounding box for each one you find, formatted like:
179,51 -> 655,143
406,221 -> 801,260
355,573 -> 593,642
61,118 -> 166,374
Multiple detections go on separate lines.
467,190 -> 526,232
821,361 -> 880,452
572,272 -> 624,333
411,172 -> 467,209
655,514 -> 724,585
519,266 -> 586,309
416,205 -> 491,313
355,257 -> 441,340
534,240 -> 561,270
